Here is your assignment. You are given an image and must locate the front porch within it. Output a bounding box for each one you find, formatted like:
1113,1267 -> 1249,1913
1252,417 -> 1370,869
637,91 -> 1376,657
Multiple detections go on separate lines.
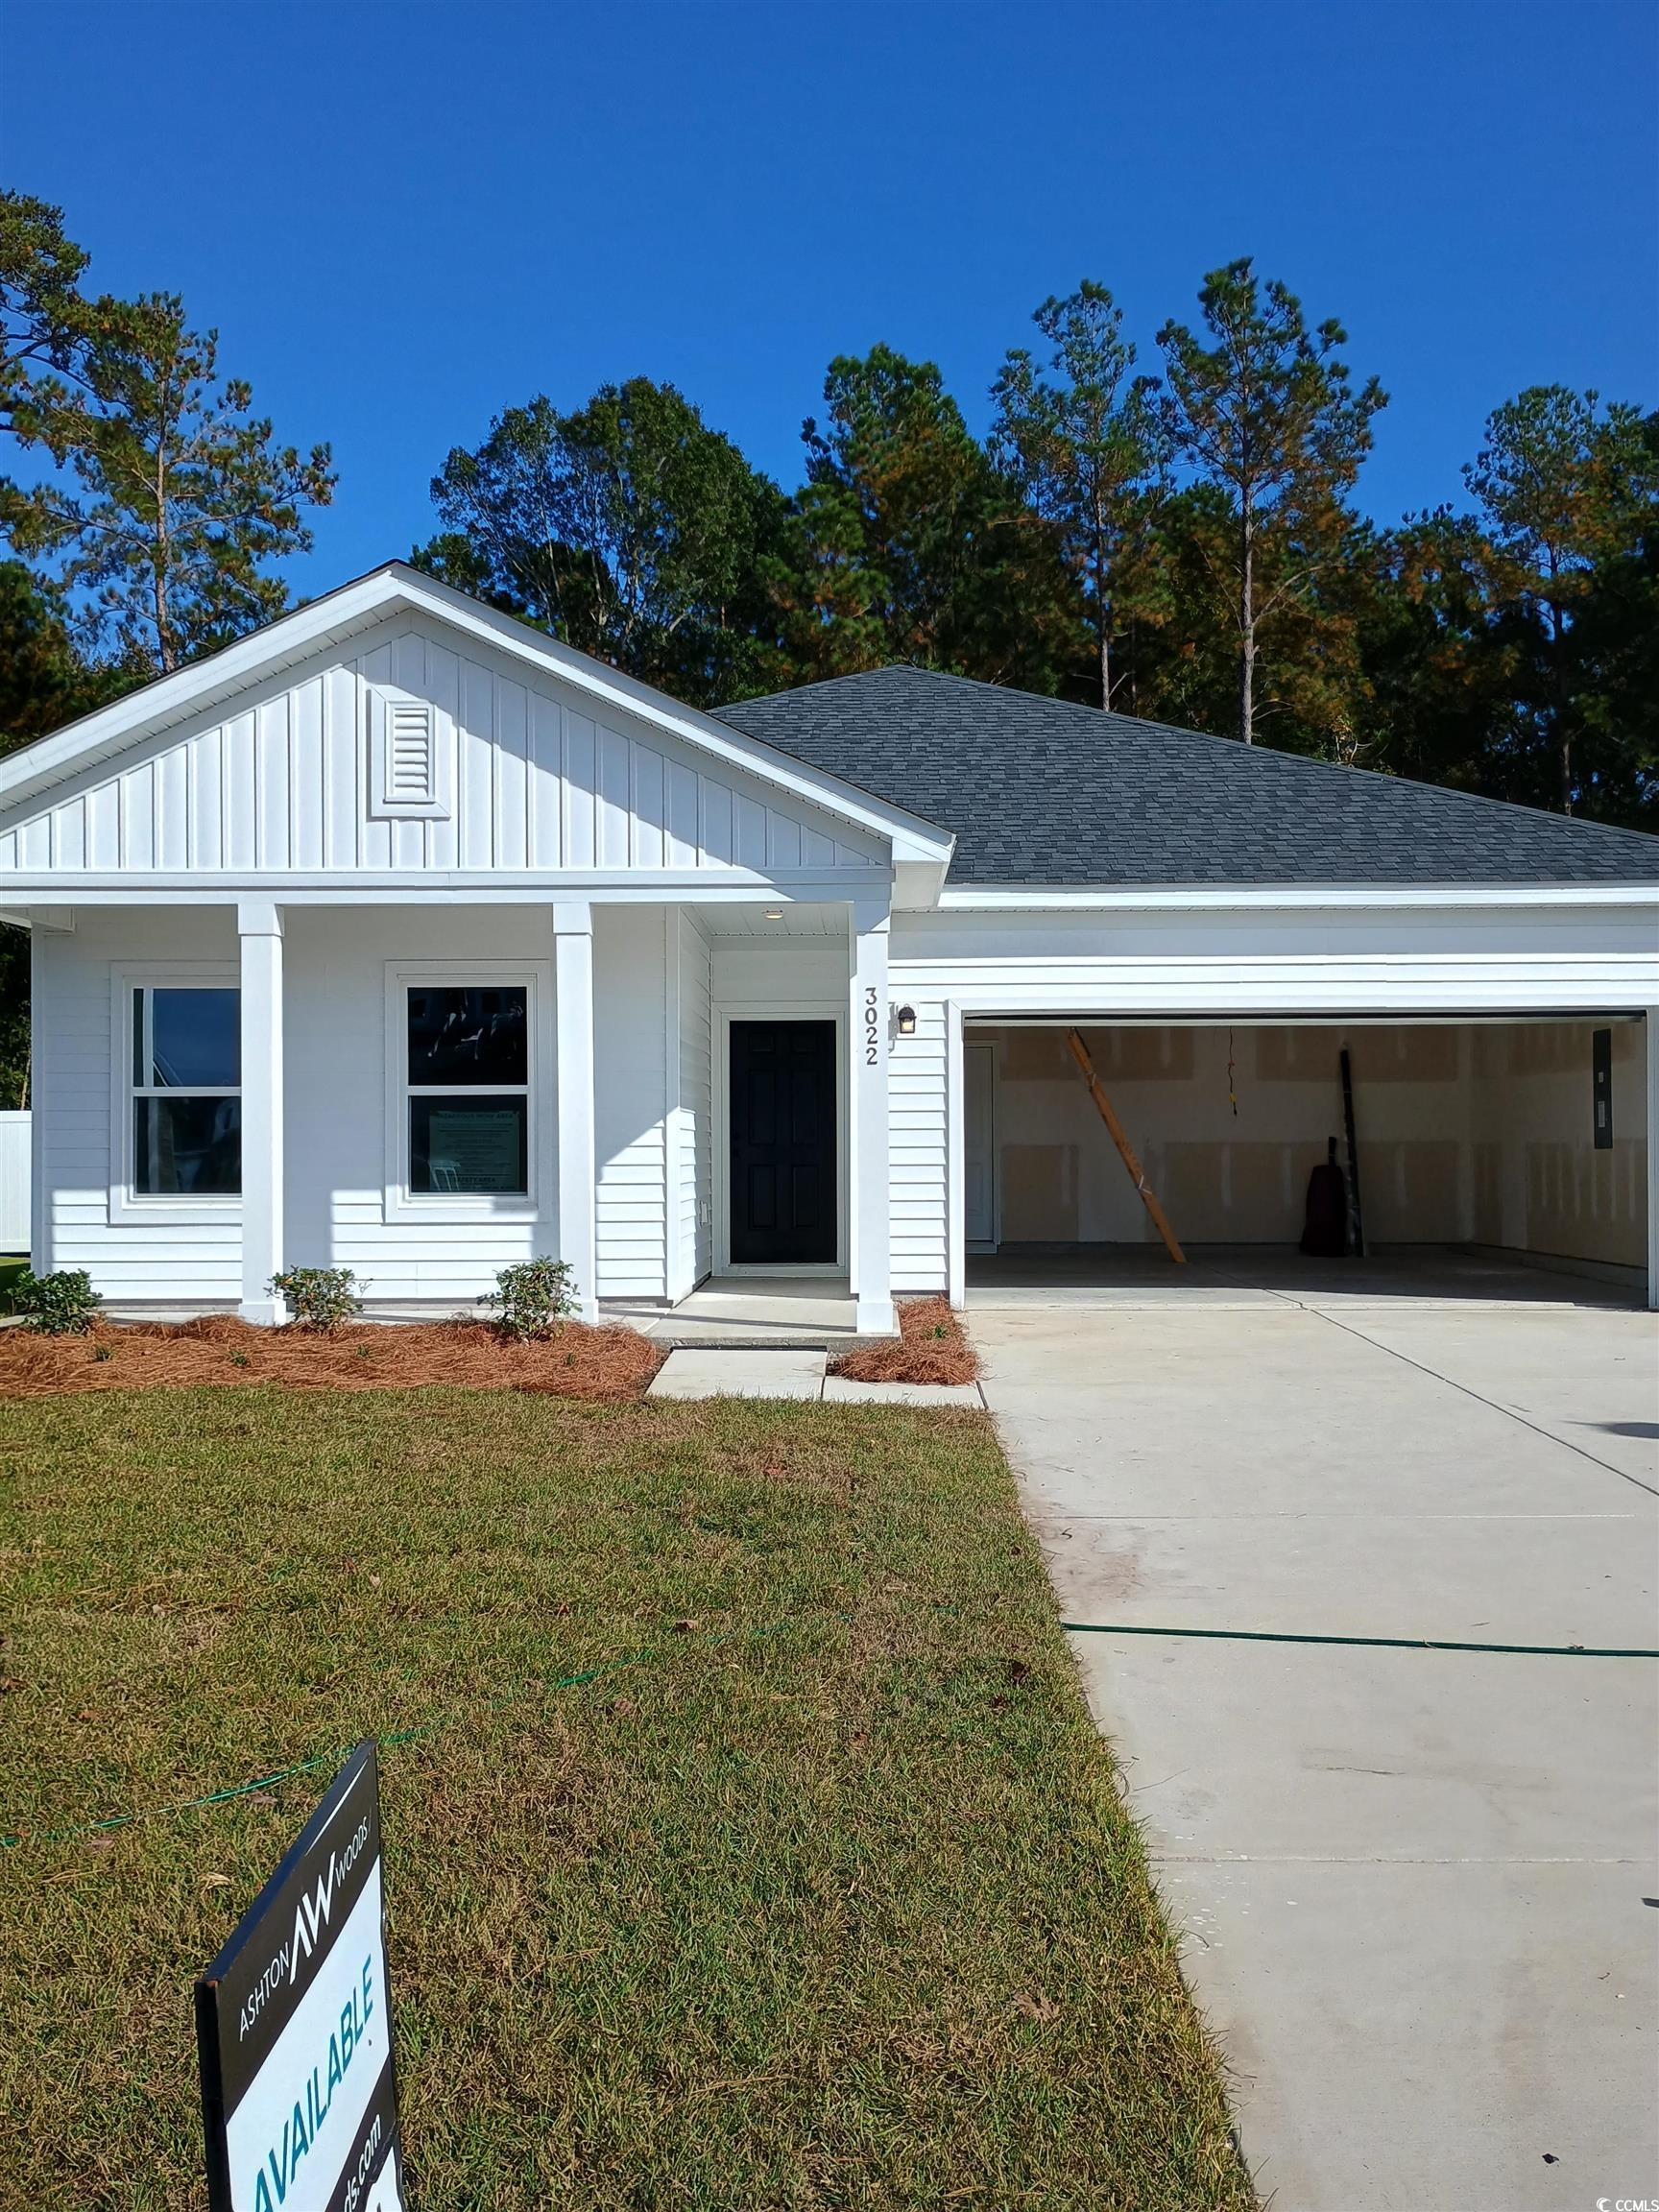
25,893 -> 903,1336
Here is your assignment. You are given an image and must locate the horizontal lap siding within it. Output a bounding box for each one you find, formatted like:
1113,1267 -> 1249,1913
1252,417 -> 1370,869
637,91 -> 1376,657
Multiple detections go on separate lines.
888,992 -> 949,1292
36,913 -> 243,1300
286,908 -> 551,1302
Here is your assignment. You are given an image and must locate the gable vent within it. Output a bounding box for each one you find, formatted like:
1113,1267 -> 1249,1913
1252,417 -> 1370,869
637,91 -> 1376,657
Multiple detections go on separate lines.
369,686 -> 448,819
386,701 -> 437,805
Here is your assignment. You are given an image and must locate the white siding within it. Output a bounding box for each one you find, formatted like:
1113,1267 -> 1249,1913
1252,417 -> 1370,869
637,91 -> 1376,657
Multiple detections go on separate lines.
889,998 -> 950,1291
35,910 -> 244,1299
0,615 -> 880,879
284,907 -> 555,1301
594,907 -> 669,1299
33,902 -> 685,1308
677,915 -> 713,1289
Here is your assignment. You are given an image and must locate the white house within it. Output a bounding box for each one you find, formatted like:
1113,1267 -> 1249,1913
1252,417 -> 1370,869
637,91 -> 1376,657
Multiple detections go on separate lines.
2,563 -> 1655,1326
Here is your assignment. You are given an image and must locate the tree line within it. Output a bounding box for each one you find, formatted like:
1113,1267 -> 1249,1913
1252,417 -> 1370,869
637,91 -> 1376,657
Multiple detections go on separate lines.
416,297 -> 1655,828
3,185 -> 1657,820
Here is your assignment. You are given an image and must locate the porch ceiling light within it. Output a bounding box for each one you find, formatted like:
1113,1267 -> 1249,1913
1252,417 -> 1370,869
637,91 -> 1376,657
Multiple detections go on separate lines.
763,907 -> 784,920
895,1004 -> 917,1036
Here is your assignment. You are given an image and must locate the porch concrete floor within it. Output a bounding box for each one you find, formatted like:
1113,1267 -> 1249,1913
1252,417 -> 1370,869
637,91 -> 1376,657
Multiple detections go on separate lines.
968,1240 -> 1646,1310
609,1275 -> 862,1347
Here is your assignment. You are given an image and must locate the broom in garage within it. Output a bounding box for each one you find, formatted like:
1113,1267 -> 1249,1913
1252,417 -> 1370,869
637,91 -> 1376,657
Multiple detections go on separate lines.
1300,1048 -> 1365,1258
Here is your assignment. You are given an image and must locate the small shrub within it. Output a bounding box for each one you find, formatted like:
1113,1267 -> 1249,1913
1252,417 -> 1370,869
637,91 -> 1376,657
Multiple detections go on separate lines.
91,1341 -> 114,1362
270,1266 -> 363,1334
228,1347 -> 251,1369
486,1257 -> 577,1341
12,1268 -> 101,1336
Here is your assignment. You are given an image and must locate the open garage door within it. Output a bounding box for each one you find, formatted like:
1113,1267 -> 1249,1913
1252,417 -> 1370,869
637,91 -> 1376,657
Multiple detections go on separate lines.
962,1016 -> 1651,1306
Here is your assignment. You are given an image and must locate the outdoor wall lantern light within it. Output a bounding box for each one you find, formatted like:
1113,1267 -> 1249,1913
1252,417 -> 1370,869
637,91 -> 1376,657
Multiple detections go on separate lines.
895,1004 -> 918,1037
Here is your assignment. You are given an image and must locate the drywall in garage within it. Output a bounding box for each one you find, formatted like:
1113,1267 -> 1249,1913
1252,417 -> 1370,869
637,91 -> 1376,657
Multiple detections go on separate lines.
1470,1020 -> 1647,1267
972,1021 -> 1647,1265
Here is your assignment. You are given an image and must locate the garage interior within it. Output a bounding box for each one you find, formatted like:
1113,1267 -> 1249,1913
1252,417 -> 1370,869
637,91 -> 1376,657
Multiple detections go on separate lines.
962,1016 -> 1651,1305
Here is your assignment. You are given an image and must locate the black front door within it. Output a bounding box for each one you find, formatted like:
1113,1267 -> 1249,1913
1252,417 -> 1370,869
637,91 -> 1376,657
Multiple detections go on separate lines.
729,1021 -> 837,1265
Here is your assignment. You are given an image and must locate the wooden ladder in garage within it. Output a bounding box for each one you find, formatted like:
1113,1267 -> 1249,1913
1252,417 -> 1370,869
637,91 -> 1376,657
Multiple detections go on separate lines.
1064,1028 -> 1186,1265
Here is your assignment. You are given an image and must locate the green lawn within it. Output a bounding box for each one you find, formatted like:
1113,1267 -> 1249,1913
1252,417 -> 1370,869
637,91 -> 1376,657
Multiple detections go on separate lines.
0,1388 -> 1252,2210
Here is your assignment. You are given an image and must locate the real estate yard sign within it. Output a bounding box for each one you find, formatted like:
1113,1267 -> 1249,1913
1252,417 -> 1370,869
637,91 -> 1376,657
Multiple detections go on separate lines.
195,1741 -> 402,2212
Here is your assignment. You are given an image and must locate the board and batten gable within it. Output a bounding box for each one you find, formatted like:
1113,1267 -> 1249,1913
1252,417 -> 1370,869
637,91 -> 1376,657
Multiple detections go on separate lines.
0,615 -> 886,881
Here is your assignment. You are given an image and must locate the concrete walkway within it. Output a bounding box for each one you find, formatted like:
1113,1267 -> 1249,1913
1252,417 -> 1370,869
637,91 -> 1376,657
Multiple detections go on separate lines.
973,1296 -> 1659,2212
647,1345 -> 982,1404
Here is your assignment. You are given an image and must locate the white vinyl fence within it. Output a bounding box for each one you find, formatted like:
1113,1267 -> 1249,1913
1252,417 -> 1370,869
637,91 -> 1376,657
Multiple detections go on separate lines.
0,1112 -> 30,1254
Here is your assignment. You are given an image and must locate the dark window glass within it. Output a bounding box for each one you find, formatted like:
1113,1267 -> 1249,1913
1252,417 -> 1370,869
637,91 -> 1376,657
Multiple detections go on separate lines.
143,989 -> 240,1088
410,1095 -> 528,1194
407,987 -> 527,1087
134,1097 -> 242,1194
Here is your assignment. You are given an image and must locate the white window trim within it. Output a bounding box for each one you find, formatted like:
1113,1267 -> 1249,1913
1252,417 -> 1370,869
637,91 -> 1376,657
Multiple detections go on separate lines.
383,960 -> 551,1225
108,963 -> 242,1226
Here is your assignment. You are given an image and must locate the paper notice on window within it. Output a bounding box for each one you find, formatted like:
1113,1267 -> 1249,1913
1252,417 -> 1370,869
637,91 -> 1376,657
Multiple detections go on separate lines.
426,1109 -> 524,1193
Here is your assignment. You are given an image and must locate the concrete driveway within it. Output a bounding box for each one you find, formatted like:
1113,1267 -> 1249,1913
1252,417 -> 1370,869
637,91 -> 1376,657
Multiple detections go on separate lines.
972,1288 -> 1659,2212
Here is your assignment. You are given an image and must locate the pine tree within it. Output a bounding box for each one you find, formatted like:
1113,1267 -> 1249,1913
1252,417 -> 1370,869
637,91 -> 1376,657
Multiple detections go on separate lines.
5,296 -> 333,673
1157,260 -> 1385,744
991,282 -> 1166,709
1464,386 -> 1659,813
771,346 -> 1082,691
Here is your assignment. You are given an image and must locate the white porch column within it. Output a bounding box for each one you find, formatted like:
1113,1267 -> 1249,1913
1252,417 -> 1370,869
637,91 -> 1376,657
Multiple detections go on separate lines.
849,895 -> 896,1336
553,902 -> 599,1323
237,900 -> 285,1325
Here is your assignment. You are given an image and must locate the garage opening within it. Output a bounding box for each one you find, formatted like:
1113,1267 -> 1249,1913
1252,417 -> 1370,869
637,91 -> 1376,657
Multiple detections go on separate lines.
963,1017 -> 1650,1305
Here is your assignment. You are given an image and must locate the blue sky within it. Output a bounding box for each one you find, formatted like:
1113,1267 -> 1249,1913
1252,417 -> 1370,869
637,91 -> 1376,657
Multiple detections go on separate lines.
5,0 -> 1656,597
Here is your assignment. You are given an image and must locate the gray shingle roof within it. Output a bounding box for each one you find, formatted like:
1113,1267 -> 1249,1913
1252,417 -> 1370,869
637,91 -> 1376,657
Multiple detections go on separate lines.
717,665 -> 1659,886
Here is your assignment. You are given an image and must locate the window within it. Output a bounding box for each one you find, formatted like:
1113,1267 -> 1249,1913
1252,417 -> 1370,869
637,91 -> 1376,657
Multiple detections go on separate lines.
131,986 -> 240,1195
405,985 -> 528,1194
384,964 -> 544,1220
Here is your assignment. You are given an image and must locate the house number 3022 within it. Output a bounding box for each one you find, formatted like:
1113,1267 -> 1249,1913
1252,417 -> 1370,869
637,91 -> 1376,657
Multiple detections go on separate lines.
864,987 -> 879,1065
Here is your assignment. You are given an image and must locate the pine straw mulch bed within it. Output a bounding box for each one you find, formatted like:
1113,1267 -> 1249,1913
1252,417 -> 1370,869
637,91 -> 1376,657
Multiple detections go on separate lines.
829,1295 -> 979,1386
0,1314 -> 664,1403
